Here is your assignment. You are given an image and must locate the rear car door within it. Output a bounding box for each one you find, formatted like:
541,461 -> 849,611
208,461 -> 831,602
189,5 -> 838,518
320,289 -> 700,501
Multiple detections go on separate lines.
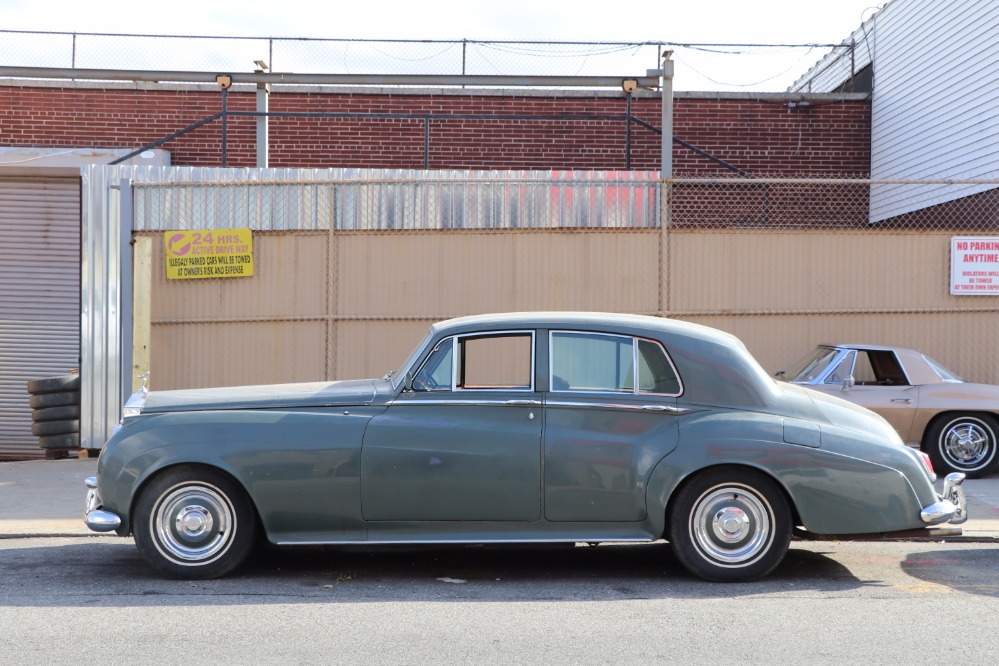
543,331 -> 681,522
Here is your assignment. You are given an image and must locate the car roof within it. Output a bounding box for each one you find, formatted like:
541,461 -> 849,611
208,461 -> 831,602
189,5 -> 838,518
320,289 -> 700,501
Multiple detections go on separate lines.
819,342 -> 923,355
433,311 -> 740,345
816,343 -> 944,385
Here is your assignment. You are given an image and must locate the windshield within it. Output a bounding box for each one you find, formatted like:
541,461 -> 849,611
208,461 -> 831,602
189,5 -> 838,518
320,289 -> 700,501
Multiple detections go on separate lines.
389,328 -> 434,389
780,347 -> 841,383
922,354 -> 964,383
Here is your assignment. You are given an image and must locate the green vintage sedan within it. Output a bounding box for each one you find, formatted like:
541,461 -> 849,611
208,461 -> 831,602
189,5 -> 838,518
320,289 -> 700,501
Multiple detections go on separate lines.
85,312 -> 967,582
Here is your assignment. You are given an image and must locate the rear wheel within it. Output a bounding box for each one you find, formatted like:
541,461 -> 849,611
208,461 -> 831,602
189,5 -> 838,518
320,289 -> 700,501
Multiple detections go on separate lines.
133,466 -> 256,579
668,468 -> 791,582
924,414 -> 999,478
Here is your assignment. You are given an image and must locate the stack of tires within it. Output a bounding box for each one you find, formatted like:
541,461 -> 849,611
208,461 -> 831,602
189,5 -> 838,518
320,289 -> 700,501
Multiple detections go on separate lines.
26,373 -> 81,459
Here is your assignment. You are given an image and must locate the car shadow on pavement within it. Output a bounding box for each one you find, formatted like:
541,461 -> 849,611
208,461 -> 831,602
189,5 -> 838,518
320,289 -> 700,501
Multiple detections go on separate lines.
901,547 -> 999,597
0,538 -> 868,606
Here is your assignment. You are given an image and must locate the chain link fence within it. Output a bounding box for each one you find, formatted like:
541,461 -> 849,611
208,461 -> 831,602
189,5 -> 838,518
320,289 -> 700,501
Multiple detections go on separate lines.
0,30 -> 852,91
127,174 -> 999,392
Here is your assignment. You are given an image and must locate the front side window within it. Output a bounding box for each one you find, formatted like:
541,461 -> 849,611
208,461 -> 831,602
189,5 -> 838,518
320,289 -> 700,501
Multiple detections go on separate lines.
824,351 -> 856,385
411,338 -> 454,391
457,333 -> 533,390
550,331 -> 681,395
411,331 -> 534,392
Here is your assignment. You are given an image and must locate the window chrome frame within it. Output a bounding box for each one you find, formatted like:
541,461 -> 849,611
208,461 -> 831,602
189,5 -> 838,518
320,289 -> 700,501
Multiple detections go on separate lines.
410,329 -> 537,393
548,330 -> 683,397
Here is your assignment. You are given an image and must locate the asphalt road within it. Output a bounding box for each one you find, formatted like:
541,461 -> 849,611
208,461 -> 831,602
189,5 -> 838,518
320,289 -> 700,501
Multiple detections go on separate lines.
2,536 -> 998,664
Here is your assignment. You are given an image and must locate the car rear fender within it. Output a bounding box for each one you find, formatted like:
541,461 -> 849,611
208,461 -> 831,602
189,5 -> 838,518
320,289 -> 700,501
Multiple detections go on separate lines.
646,410 -> 928,536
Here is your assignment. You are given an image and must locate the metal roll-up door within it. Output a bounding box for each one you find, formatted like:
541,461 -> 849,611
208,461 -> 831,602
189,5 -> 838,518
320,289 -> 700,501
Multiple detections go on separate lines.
0,176 -> 81,459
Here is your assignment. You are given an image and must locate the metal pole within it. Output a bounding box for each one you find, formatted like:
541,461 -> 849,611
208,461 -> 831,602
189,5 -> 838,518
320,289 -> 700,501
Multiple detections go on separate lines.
256,74 -> 270,168
661,51 -> 674,177
221,87 -> 229,167
625,92 -> 632,170
424,117 -> 430,169
119,179 -> 134,412
659,52 -> 674,319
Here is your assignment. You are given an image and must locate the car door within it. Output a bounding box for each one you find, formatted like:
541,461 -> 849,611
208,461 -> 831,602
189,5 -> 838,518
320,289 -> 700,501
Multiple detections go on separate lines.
813,349 -> 920,442
543,331 -> 681,522
360,330 -> 543,522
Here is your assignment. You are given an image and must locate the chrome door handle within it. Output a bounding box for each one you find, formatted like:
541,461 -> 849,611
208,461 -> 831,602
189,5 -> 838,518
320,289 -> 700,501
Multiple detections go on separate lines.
891,398 -> 913,404
642,405 -> 686,413
506,399 -> 541,406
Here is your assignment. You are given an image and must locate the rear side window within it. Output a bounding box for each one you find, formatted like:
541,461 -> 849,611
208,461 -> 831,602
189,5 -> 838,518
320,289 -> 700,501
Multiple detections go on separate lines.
550,331 -> 681,395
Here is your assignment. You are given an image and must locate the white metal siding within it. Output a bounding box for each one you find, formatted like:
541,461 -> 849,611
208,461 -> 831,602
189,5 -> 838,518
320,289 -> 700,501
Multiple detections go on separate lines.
789,0 -> 999,222
869,0 -> 999,221
0,176 -> 81,459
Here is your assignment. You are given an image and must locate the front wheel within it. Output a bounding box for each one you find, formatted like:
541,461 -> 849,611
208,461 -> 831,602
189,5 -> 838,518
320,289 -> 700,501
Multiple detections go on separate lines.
668,468 -> 791,582
133,466 -> 257,579
924,414 -> 999,478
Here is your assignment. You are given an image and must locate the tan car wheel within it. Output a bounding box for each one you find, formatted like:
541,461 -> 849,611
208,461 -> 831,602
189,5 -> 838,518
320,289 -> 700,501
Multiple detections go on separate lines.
925,414 -> 999,478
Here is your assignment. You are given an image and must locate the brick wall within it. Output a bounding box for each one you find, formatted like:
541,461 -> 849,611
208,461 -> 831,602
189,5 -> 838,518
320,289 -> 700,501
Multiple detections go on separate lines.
0,85 -> 870,175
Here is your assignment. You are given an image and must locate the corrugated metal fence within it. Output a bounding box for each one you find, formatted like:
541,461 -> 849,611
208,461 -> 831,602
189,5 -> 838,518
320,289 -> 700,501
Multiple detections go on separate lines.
80,166 -> 999,449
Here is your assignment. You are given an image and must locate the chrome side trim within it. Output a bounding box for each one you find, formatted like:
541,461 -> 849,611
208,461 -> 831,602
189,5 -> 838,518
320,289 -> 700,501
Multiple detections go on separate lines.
547,400 -> 688,413
277,537 -> 653,546
387,399 -> 534,407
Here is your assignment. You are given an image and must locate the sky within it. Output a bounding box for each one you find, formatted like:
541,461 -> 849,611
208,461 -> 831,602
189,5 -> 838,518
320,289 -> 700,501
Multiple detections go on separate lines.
2,0 -> 889,91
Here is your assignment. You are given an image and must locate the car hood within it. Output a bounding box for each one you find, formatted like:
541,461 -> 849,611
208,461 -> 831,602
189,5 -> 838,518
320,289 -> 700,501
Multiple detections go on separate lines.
139,379 -> 379,413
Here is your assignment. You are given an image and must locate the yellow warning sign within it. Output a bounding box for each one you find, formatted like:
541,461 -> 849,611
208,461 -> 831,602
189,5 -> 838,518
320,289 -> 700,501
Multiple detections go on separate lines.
165,229 -> 254,280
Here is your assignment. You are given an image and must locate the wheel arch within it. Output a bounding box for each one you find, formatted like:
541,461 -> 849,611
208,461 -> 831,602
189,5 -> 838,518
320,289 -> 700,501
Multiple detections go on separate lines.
127,461 -> 262,537
660,462 -> 802,539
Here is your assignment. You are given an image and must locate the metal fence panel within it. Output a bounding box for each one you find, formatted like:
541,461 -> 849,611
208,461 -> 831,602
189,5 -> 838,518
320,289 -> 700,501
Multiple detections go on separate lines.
82,167 -> 999,450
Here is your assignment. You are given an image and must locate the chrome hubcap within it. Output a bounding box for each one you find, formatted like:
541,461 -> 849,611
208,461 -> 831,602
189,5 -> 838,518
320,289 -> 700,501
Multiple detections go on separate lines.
153,483 -> 234,564
176,505 -> 214,538
713,507 -> 750,542
942,420 -> 993,469
691,485 -> 772,565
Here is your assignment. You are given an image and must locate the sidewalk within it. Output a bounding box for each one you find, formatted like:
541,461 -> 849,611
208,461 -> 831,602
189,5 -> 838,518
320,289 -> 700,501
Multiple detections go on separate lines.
1,458 -> 999,539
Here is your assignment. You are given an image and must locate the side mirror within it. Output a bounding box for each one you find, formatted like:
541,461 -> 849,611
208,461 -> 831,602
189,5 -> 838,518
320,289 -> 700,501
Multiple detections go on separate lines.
841,376 -> 855,391
403,371 -> 415,392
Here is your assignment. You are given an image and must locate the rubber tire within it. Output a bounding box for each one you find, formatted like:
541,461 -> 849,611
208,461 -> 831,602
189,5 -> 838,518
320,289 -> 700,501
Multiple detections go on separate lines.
31,419 -> 79,437
133,466 -> 257,580
29,391 -> 79,409
37,432 -> 80,449
924,413 -> 999,478
32,405 -> 80,422
668,467 -> 791,582
27,374 -> 80,394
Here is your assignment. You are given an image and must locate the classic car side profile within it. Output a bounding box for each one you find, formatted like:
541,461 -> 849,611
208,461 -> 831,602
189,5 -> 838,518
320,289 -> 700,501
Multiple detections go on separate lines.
85,313 -> 967,582
779,343 -> 999,478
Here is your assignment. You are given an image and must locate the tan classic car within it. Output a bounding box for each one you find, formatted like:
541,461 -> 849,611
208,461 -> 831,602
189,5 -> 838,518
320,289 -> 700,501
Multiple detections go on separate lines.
779,344 -> 999,478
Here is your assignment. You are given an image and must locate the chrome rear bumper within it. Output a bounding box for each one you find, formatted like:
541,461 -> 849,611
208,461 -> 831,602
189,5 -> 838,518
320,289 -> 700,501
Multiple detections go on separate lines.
84,477 -> 122,533
920,472 -> 967,525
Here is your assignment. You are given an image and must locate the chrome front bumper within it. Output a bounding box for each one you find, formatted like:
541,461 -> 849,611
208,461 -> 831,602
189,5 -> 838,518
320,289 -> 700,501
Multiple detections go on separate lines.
84,477 -> 122,533
920,472 -> 968,525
